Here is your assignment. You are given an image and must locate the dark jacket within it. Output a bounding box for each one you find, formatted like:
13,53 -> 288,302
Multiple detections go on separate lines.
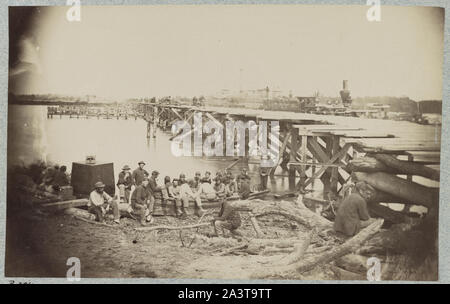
132,168 -> 149,186
131,184 -> 151,207
117,171 -> 132,189
216,201 -> 241,229
333,193 -> 370,236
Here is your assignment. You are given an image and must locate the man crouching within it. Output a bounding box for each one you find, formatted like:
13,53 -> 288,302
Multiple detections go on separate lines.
213,200 -> 242,238
88,181 -> 120,224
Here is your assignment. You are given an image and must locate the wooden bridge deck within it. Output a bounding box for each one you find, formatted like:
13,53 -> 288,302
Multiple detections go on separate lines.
42,101 -> 440,195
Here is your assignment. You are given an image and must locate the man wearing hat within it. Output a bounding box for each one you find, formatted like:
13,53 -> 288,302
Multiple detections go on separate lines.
179,173 -> 205,217
117,165 -> 132,204
132,161 -> 149,186
333,181 -> 374,237
88,181 -> 120,224
130,177 -> 153,225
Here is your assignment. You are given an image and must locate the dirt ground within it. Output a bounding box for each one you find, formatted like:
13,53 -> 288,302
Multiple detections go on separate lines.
5,204 -> 327,280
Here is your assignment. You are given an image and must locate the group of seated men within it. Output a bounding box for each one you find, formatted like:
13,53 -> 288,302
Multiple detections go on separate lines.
88,161 -> 253,235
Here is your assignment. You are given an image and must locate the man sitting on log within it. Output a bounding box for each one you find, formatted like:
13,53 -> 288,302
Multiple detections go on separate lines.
213,200 -> 242,238
179,174 -> 205,217
213,177 -> 226,198
87,181 -> 120,224
333,182 -> 375,237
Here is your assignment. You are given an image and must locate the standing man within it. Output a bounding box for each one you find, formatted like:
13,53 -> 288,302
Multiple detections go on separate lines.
117,165 -> 132,204
132,161 -> 149,186
87,181 -> 120,224
130,177 -> 152,225
333,182 -> 374,236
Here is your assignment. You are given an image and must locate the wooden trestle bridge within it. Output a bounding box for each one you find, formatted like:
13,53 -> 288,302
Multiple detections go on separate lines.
46,102 -> 441,199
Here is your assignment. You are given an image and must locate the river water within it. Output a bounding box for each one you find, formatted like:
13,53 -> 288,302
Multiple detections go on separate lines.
7,105 -> 441,194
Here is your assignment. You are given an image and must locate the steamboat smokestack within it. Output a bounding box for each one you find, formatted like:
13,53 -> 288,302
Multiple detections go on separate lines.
340,80 -> 352,107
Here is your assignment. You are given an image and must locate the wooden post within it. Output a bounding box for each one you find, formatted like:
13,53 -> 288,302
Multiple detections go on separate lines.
320,136 -> 332,199
153,105 -> 158,138
330,136 -> 340,195
299,134 -> 308,191
289,126 -> 298,191
407,154 -> 413,181
146,120 -> 151,139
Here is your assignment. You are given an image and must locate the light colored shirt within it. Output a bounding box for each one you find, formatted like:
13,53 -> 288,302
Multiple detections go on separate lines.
180,183 -> 196,198
88,190 -> 112,207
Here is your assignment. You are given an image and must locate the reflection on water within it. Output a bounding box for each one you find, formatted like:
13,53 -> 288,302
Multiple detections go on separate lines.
8,105 -> 441,195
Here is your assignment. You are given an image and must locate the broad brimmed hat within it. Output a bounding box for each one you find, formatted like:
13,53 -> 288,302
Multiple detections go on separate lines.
152,170 -> 160,176
122,165 -> 131,170
94,181 -> 105,189
138,161 -> 146,165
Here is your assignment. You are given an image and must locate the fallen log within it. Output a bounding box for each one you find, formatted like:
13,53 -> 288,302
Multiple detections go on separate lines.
248,189 -> 270,199
64,207 -> 96,221
275,229 -> 314,266
373,154 -> 440,181
294,219 -> 384,274
228,198 -> 333,231
251,219 -> 384,279
353,172 -> 438,208
330,265 -> 365,280
273,192 -> 297,200
368,202 -> 418,224
334,254 -> 368,274
73,215 -> 117,228
135,222 -> 211,232
346,156 -> 395,173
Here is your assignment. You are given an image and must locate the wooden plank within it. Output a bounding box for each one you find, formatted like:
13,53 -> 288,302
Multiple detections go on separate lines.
293,124 -> 361,131
330,136 -> 340,193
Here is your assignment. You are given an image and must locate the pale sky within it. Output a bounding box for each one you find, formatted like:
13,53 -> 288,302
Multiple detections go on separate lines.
12,5 -> 444,100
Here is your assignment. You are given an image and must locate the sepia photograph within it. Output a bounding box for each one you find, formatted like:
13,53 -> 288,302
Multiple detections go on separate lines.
4,3 -> 444,281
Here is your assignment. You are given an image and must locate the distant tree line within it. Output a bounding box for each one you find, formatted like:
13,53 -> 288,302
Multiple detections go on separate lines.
352,97 -> 442,114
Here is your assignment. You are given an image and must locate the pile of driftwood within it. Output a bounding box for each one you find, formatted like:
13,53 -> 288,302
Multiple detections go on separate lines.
133,197 -> 385,280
